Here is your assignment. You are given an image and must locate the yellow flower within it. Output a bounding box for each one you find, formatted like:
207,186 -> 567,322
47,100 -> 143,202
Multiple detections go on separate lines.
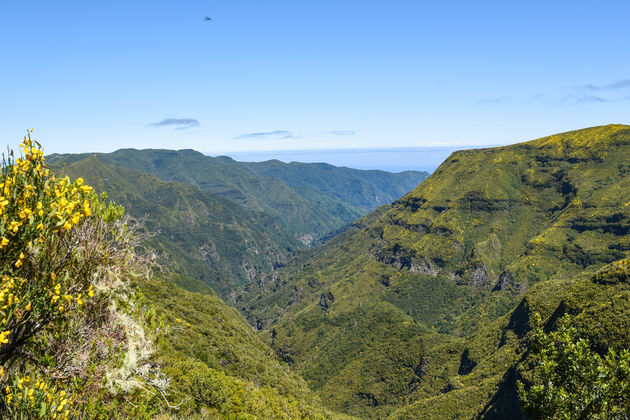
25,302 -> 31,311
0,330 -> 10,344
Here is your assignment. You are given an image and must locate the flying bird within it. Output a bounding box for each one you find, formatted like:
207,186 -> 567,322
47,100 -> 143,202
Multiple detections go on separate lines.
204,16 -> 212,21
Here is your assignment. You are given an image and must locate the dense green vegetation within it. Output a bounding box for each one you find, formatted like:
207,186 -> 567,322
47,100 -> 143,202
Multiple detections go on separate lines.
1,134 -> 350,419
11,125 -> 630,418
140,273 -> 345,419
518,312 -> 630,419
48,156 -> 300,299
239,124 -> 630,417
47,149 -> 427,245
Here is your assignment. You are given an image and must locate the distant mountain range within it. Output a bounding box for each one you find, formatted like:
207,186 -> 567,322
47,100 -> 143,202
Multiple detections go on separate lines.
47,150 -> 427,299
48,149 -> 427,246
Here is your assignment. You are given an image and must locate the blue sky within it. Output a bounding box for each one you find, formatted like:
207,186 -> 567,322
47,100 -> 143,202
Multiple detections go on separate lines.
1,1 -> 629,167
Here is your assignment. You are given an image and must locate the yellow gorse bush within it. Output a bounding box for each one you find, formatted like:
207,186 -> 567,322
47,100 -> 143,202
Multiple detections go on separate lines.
4,372 -> 71,419
0,132 -> 166,418
0,133 -> 95,355
0,132 -> 100,417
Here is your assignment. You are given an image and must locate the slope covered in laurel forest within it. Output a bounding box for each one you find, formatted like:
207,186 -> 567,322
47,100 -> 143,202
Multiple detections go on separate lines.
238,124 -> 630,418
48,156 -> 299,298
48,149 -> 428,245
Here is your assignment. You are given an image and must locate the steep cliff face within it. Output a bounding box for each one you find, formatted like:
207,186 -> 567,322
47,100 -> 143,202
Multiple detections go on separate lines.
239,124 -> 630,417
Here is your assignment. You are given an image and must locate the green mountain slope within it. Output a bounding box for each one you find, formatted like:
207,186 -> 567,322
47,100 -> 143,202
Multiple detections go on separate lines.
140,274 -> 349,419
47,149 -> 427,244
49,156 -> 300,298
238,124 -> 630,417
240,160 -> 428,213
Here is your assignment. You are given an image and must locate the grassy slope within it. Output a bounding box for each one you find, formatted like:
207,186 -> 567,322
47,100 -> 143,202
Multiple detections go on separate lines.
49,156 -> 300,299
239,124 -> 630,417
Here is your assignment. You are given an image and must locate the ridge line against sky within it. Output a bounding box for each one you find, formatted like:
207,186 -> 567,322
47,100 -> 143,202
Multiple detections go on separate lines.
1,0 -> 629,162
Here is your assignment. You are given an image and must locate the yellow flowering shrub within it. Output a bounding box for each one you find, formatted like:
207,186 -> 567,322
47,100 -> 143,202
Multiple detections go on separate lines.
0,132 -> 163,418
4,373 -> 72,419
0,134 -> 96,363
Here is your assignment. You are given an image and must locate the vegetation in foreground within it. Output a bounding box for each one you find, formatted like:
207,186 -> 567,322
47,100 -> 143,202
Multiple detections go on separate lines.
0,133 -> 162,418
519,312 -> 630,419
0,133 -> 347,419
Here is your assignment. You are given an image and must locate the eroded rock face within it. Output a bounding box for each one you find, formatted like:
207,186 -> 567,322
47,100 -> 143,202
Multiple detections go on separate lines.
469,265 -> 490,286
372,242 -> 438,276
493,271 -> 526,294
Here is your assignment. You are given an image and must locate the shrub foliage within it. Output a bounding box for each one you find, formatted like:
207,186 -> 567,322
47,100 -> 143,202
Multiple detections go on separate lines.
519,313 -> 630,419
0,132 -> 161,418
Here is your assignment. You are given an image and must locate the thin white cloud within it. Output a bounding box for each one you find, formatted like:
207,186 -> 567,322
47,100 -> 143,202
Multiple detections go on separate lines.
147,118 -> 200,129
234,130 -> 298,140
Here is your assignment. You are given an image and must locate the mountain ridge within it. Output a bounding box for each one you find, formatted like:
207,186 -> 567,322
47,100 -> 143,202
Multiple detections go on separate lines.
239,124 -> 630,417
47,149 -> 428,245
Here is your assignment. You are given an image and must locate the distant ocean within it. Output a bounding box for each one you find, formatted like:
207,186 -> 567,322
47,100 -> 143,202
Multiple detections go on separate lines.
219,146 -> 489,173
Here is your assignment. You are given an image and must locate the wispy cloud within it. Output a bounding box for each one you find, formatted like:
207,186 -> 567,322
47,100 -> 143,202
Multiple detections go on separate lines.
327,130 -> 357,136
580,79 -> 630,90
234,130 -> 298,140
474,97 -> 509,106
575,95 -> 608,103
561,94 -> 630,104
147,118 -> 200,129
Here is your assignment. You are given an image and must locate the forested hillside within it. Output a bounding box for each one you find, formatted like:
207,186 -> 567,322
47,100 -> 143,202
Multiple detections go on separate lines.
48,156 -> 299,298
47,149 -> 428,245
239,124 -> 630,417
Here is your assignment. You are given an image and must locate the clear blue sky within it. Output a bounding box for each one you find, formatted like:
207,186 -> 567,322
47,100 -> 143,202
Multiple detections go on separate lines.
1,1 -> 629,159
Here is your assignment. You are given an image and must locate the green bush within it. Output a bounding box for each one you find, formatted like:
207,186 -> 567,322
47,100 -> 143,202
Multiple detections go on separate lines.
519,313 -> 630,419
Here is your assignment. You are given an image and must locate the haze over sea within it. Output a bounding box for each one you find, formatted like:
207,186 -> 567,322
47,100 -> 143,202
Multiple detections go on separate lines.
221,146 -> 489,173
